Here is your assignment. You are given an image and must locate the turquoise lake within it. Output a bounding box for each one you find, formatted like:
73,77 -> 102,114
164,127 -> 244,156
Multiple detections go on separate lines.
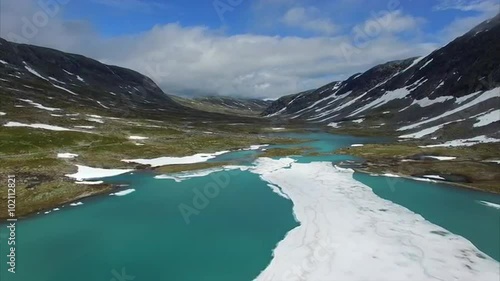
1,132 -> 499,281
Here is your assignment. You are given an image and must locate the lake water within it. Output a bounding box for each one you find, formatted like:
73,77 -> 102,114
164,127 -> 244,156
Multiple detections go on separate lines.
1,132 -> 499,281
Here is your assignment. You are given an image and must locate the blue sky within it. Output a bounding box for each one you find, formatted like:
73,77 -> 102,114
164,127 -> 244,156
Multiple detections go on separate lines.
1,0 -> 499,98
59,0 -> 490,38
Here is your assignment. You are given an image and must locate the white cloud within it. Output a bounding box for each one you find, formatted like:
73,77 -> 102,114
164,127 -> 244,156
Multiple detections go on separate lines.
433,0 -> 499,42
354,10 -> 425,35
282,7 -> 338,35
433,0 -> 500,13
0,1 -> 438,99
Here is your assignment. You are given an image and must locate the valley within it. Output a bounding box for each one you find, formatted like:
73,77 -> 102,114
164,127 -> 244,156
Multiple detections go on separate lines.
0,10 -> 499,281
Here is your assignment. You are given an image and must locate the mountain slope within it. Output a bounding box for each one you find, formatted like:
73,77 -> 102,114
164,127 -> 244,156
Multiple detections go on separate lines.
172,95 -> 272,116
0,38 -> 192,118
263,14 -> 500,142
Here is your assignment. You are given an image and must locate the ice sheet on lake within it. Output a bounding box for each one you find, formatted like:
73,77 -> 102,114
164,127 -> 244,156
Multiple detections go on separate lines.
250,158 -> 499,281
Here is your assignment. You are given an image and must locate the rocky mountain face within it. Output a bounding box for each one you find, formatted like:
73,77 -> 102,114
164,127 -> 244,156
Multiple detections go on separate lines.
0,37 -> 199,119
263,14 -> 500,142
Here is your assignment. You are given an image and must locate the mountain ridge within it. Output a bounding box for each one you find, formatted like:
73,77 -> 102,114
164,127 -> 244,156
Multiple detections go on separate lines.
262,14 -> 500,142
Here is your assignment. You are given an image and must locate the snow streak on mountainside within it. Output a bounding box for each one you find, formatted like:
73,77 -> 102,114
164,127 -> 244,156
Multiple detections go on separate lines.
263,14 -> 500,141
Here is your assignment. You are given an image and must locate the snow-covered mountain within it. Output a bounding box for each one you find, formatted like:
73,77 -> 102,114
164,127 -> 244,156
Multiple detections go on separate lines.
263,14 -> 500,142
0,37 -> 196,119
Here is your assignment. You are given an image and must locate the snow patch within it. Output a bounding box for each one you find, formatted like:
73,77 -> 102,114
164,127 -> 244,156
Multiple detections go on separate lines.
421,136 -> 500,147
399,87 -> 500,131
426,156 -> 457,161
423,175 -> 445,180
474,109 -> 500,127
52,84 -> 78,96
110,189 -> 135,196
57,153 -> 79,159
478,201 -> 500,210
49,77 -> 66,84
19,99 -> 61,111
66,165 -> 133,180
75,181 -> 104,185
327,122 -> 340,128
411,96 -> 454,107
4,122 -> 89,133
23,63 -> 48,81
129,136 -> 149,140
122,151 -> 230,168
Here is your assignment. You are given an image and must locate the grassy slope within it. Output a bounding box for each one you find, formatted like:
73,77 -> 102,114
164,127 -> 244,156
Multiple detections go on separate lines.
336,143 -> 500,193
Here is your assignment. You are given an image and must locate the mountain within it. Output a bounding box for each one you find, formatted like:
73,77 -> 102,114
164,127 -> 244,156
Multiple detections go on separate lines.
172,95 -> 272,116
263,14 -> 500,142
0,37 -> 209,120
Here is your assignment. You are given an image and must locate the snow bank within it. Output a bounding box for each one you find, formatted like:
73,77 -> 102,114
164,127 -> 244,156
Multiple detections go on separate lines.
74,126 -> 95,129
52,84 -> 78,96
478,201 -> 500,210
110,189 -> 135,196
423,175 -> 446,180
75,181 -> 104,185
426,156 -> 456,161
0,112 -> 6,116
250,158 -> 498,281
4,122 -> 90,133
244,145 -> 269,150
399,87 -> 500,131
129,136 -> 149,140
57,153 -> 79,159
421,136 -> 500,147
350,144 -> 364,147
66,165 -> 133,180
86,118 -> 104,124
474,109 -> 500,127
24,64 -> 48,81
19,99 -> 61,111
327,122 -> 340,128
122,151 -> 229,167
